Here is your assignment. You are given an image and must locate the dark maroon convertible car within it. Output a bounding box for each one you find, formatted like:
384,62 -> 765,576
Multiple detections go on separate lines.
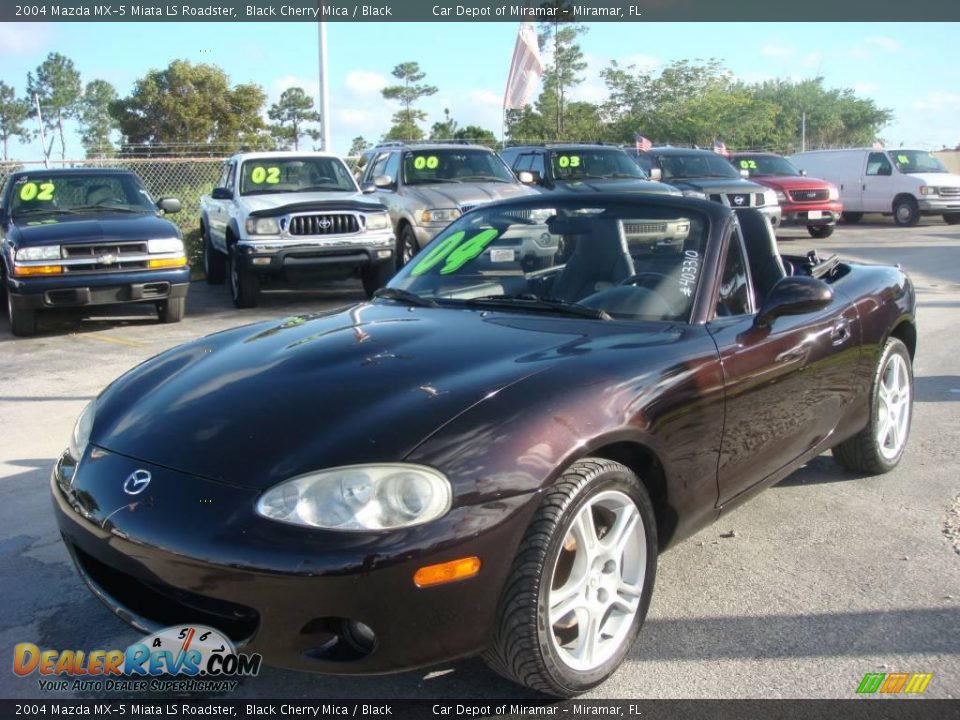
52,194 -> 916,696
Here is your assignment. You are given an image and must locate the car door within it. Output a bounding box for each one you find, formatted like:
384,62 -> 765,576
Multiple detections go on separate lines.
861,151 -> 896,212
369,152 -> 403,227
706,219 -> 860,505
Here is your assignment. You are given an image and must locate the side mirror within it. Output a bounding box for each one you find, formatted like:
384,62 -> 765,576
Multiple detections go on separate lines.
211,187 -> 233,200
360,182 -> 377,194
649,168 -> 662,181
373,174 -> 394,189
157,197 -> 181,214
739,168 -> 750,178
755,275 -> 833,328
517,170 -> 542,185
799,169 -> 807,176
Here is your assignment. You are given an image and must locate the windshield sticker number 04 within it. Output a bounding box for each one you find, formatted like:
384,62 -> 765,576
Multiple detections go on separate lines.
410,229 -> 500,277
19,182 -> 55,201
557,155 -> 581,168
250,166 -> 280,184
413,156 -> 439,170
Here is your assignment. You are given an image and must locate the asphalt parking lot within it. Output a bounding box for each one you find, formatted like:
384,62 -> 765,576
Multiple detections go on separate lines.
1,215 -> 958,700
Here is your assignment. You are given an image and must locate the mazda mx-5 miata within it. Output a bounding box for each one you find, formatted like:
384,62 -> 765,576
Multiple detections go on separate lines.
53,194 -> 916,696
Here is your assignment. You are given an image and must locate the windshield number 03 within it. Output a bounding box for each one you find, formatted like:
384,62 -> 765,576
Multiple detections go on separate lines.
249,167 -> 280,184
18,182 -> 55,202
680,250 -> 699,291
557,155 -> 581,168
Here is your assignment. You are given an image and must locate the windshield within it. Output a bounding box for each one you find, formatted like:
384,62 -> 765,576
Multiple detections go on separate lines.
402,149 -> 515,185
239,157 -> 357,195
734,155 -> 800,177
659,153 -> 740,180
388,200 -> 708,323
550,149 -> 647,181
888,150 -> 948,174
8,173 -> 157,216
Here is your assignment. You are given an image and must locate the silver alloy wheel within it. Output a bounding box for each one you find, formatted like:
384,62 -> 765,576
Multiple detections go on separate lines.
877,351 -> 911,460
403,235 -> 416,264
547,490 -> 646,672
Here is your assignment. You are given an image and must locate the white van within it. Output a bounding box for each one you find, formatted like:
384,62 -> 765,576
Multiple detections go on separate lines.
788,148 -> 960,226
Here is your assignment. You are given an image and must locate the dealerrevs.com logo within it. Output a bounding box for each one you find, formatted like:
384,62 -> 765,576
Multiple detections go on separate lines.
856,671 -> 934,695
13,625 -> 262,693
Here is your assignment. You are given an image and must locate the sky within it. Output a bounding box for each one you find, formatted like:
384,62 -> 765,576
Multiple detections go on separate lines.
1,21 -> 958,160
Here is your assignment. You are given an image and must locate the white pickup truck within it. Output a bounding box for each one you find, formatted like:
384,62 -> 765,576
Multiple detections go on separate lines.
199,151 -> 395,307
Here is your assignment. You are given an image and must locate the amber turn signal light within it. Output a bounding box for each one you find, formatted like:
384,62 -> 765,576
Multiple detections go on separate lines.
148,257 -> 187,269
13,265 -> 63,276
413,557 -> 481,588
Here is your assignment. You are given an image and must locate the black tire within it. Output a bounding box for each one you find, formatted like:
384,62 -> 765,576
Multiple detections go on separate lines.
228,244 -> 259,309
7,293 -> 36,337
361,261 -> 393,298
841,212 -> 863,224
397,225 -> 418,270
832,337 -> 913,474
807,224 -> 835,239
203,226 -> 226,285
482,458 -> 657,697
944,213 -> 960,225
157,296 -> 186,323
893,196 -> 920,227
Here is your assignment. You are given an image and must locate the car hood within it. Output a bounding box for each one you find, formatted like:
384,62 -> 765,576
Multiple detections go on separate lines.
91,304 -> 635,489
239,191 -> 381,214
909,172 -> 960,187
553,178 -> 680,195
749,176 -> 833,191
670,178 -> 765,193
407,182 -> 535,208
9,212 -> 179,245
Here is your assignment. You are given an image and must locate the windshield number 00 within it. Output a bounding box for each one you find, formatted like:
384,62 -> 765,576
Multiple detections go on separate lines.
250,167 -> 280,184
19,182 -> 55,201
413,156 -> 440,170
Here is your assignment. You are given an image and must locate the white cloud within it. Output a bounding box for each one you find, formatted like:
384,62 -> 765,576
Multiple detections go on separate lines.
865,36 -> 900,53
912,91 -> 960,113
344,70 -> 387,98
0,23 -> 54,56
762,44 -> 795,58
800,52 -> 823,70
273,75 -> 320,100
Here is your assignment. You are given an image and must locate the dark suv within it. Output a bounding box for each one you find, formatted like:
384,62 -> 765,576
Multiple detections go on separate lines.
359,142 -> 534,267
500,144 -> 678,196
627,147 -> 781,228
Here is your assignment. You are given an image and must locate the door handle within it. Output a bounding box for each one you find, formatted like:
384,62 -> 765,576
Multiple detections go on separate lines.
830,320 -> 851,345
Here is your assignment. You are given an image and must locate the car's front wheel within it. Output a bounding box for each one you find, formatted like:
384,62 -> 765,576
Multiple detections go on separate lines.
893,196 -> 920,227
157,296 -> 186,323
832,337 -> 913,474
203,226 -> 226,285
7,293 -> 36,337
229,245 -> 259,309
807,224 -> 835,239
483,458 -> 657,697
397,225 -> 418,269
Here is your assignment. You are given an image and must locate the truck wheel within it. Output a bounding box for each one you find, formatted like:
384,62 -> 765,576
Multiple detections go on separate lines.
893,196 -> 919,227
7,294 -> 36,337
841,212 -> 863,224
203,227 -> 226,285
944,213 -> 960,225
157,296 -> 186,323
229,245 -> 259,309
832,337 -> 913,474
397,225 -> 418,269
807,224 -> 834,239
482,458 -> 657,697
361,261 -> 393,298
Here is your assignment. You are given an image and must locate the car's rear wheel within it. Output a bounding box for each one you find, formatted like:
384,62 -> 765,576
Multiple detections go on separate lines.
157,296 -> 186,323
361,261 -> 393,298
832,337 -> 913,474
893,196 -> 920,227
7,293 -> 36,337
807,224 -> 835,239
203,226 -> 226,285
841,212 -> 863,224
397,225 -> 418,269
944,213 -> 960,225
229,245 -> 259,309
483,458 -> 657,697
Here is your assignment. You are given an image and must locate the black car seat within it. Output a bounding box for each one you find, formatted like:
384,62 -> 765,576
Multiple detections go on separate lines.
734,208 -> 787,306
551,218 -> 635,303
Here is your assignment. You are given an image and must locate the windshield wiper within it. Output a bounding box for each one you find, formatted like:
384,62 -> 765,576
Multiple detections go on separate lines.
13,208 -> 78,217
373,288 -> 439,307
456,176 -> 512,183
407,178 -> 461,184
300,186 -> 352,192
69,205 -> 145,213
465,294 -> 611,320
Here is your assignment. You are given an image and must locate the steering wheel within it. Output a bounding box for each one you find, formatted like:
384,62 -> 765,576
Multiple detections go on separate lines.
619,272 -> 688,312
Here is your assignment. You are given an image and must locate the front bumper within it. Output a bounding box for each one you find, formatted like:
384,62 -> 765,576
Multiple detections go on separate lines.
238,233 -> 395,274
918,197 -> 960,213
7,267 -> 190,310
779,201 -> 843,227
52,448 -> 538,675
756,204 -> 782,227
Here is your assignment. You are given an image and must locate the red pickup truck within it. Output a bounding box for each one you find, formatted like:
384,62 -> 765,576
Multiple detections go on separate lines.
729,152 -> 842,238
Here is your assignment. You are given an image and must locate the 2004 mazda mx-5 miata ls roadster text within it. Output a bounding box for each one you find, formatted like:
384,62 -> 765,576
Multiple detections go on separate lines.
52,195 -> 916,696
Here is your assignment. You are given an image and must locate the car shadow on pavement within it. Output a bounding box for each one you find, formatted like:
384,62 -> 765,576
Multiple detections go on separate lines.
914,375 -> 960,403
775,455 -> 853,487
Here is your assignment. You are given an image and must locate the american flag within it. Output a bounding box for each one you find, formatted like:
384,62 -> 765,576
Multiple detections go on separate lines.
634,134 -> 652,152
713,139 -> 729,156
503,23 -> 543,111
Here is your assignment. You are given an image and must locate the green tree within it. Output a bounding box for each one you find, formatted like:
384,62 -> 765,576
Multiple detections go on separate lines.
79,79 -> 119,159
430,108 -> 458,140
0,82 -> 32,161
268,87 -> 321,151
381,62 -> 437,141
111,60 -> 270,155
26,52 -> 82,161
349,136 -> 372,158
537,13 -> 588,138
453,125 -> 498,147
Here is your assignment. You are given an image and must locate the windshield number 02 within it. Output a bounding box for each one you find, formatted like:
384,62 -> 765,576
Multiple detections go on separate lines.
249,167 -> 280,184
18,182 -> 55,201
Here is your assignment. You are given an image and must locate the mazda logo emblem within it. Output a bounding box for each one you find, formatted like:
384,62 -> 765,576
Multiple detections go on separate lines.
317,218 -> 333,229
123,469 -> 152,495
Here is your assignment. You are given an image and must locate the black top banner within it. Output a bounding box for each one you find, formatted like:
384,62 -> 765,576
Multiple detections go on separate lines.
3,0 -> 960,22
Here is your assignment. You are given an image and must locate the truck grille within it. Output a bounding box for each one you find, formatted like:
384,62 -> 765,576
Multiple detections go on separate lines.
62,242 -> 149,273
623,222 -> 668,235
789,189 -> 830,202
939,187 -> 960,198
288,214 -> 360,236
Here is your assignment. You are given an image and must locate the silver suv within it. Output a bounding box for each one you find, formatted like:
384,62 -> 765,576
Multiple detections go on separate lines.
359,142 -> 536,267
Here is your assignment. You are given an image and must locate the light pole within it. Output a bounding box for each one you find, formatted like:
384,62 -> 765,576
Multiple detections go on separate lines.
318,21 -> 331,152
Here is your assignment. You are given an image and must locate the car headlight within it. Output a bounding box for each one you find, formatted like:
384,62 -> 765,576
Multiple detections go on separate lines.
16,245 -> 61,261
365,212 -> 390,230
919,186 -> 939,196
765,190 -> 780,206
420,208 -> 461,225
256,464 -> 452,531
827,185 -> 840,201
68,400 -> 96,461
775,190 -> 788,203
681,190 -> 706,199
146,238 -> 184,254
245,217 -> 281,235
